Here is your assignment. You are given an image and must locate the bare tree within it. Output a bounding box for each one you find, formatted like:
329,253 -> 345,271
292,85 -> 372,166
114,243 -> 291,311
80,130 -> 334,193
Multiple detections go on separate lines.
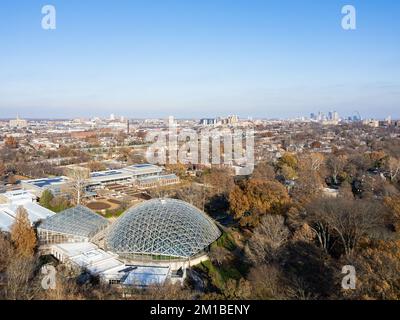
307,198 -> 385,256
386,157 -> 400,182
4,256 -> 38,300
176,184 -> 207,211
247,264 -> 287,299
208,246 -> 233,267
222,278 -> 252,300
326,155 -> 347,185
0,232 -> 13,273
245,214 -> 290,264
65,167 -> 90,205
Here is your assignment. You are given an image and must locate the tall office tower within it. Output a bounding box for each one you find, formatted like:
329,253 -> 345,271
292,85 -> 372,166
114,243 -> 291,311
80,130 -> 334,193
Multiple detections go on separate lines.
165,116 -> 175,127
110,113 -> 115,121
333,111 -> 339,121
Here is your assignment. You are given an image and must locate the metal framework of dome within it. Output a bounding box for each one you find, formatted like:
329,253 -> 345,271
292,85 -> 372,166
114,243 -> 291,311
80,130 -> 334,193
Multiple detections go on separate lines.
106,199 -> 221,260
38,205 -> 109,238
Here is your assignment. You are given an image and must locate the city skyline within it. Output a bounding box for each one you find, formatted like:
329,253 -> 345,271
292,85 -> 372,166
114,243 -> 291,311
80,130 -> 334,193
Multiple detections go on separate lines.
0,110 -> 394,121
0,0 -> 399,118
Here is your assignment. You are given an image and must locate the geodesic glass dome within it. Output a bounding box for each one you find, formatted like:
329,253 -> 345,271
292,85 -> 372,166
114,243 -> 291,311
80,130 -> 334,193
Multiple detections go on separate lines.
105,198 -> 221,260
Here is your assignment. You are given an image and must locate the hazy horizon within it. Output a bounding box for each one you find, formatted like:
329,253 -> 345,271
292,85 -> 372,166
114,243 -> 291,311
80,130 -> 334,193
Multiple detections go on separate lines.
1,0 -> 399,119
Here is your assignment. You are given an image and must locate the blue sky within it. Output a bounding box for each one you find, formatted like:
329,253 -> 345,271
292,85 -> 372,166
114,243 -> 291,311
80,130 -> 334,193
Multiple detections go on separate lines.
0,0 -> 399,119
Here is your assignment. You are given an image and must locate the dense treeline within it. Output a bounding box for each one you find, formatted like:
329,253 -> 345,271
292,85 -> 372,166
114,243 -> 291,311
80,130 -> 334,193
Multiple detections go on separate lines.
192,145 -> 400,300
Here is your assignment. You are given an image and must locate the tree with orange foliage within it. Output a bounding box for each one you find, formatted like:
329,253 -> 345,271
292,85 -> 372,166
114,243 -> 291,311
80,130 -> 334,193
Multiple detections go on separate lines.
229,179 -> 291,227
384,195 -> 400,231
252,161 -> 275,180
277,153 -> 298,171
0,162 -> 6,177
369,150 -> 387,169
10,206 -> 37,258
203,167 -> 235,196
87,161 -> 107,172
290,153 -> 326,205
165,163 -> 187,179
310,141 -> 322,149
4,136 -> 18,149
341,240 -> 400,300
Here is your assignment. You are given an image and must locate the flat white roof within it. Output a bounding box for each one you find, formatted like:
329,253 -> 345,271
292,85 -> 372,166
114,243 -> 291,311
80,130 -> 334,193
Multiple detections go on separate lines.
0,209 -> 15,231
0,202 -> 54,232
89,170 -> 133,184
0,190 -> 35,204
53,242 -> 98,256
122,164 -> 163,175
50,242 -> 171,286
22,176 -> 70,189
19,164 -> 164,191
11,202 -> 54,222
53,242 -> 124,275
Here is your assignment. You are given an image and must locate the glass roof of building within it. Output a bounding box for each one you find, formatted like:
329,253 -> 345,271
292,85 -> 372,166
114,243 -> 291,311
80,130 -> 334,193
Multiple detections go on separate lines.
106,198 -> 221,259
38,205 -> 109,239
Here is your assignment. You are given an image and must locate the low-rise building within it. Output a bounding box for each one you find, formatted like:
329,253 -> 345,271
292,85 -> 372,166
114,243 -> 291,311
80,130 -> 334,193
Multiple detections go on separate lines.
21,176 -> 71,197
9,116 -> 28,128
0,190 -> 54,232
21,164 -> 178,196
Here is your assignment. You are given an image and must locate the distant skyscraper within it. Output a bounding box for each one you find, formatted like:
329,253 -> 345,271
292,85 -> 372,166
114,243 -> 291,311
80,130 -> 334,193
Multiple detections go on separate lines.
165,116 -> 175,127
110,113 -> 115,121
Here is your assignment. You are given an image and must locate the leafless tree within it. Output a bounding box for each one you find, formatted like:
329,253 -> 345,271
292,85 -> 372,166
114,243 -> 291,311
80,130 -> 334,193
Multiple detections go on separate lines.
0,232 -> 13,273
176,184 -> 207,211
326,155 -> 347,185
386,157 -> 400,182
65,167 -> 90,205
4,256 -> 39,300
245,214 -> 290,264
247,264 -> 287,299
307,197 -> 385,256
208,246 -> 233,267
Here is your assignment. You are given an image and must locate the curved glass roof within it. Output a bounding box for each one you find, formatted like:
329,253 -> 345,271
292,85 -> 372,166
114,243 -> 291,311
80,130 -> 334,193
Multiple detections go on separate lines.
38,205 -> 109,239
106,199 -> 221,259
